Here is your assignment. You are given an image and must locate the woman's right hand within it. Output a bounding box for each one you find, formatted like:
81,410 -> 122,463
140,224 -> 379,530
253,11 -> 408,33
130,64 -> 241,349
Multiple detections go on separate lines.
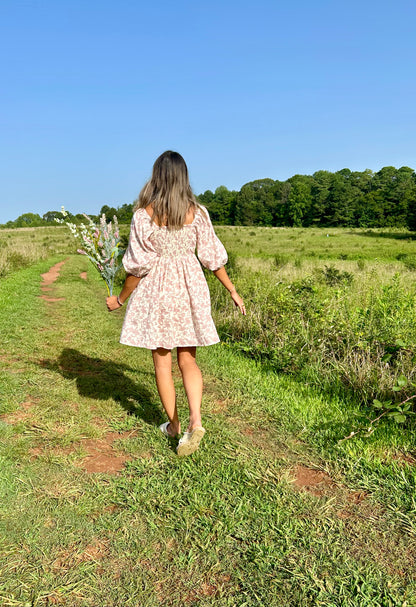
230,290 -> 246,315
106,295 -> 122,311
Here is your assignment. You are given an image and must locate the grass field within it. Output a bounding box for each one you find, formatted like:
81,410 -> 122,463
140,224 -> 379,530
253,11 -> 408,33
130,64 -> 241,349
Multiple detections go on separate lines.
1,226 -> 416,606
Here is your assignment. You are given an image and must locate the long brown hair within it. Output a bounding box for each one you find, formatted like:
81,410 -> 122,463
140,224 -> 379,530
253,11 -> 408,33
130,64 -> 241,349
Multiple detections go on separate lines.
135,151 -> 199,230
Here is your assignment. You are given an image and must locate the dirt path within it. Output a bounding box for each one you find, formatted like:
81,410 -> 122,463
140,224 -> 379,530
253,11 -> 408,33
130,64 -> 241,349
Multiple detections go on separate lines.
33,259 -> 136,474
40,259 -> 67,302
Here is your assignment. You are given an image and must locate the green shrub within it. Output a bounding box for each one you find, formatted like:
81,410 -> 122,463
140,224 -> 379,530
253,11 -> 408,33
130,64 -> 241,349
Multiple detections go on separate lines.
7,252 -> 29,272
273,254 -> 288,269
316,265 -> 354,286
403,256 -> 416,271
209,268 -> 416,405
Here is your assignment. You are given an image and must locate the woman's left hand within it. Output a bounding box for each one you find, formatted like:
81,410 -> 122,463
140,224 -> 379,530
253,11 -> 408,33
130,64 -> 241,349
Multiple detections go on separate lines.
230,290 -> 246,315
106,295 -> 121,311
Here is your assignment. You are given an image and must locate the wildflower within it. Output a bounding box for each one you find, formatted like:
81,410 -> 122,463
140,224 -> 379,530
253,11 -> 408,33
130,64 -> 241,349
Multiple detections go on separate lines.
58,207 -> 125,295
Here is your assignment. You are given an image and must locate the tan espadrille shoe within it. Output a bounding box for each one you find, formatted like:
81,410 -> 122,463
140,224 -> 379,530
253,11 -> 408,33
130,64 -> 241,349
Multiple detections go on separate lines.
176,426 -> 206,456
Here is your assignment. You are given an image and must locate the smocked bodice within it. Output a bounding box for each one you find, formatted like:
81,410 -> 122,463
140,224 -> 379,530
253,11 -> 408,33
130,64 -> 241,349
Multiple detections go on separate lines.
122,205 -> 228,277
149,224 -> 197,257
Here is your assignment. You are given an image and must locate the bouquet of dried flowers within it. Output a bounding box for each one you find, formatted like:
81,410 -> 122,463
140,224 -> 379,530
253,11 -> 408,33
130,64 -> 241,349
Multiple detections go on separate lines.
55,207 -> 125,295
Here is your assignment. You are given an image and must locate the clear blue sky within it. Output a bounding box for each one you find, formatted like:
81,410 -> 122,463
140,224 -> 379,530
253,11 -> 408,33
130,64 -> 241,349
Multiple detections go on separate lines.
1,0 -> 415,223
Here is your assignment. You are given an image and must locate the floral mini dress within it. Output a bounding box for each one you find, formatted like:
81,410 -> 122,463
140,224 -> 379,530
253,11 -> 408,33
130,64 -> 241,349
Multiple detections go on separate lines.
119,205 -> 228,350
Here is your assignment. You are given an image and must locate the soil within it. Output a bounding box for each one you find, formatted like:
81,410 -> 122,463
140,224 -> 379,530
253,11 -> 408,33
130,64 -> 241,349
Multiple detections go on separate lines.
0,399 -> 37,424
40,260 -> 66,301
347,490 -> 368,504
41,260 -> 66,286
391,451 -> 416,466
292,464 -> 336,496
211,397 -> 230,413
0,355 -> 22,364
75,432 -> 132,474
29,430 -> 139,475
80,271 -> 87,280
52,538 -> 109,571
41,297 -> 65,302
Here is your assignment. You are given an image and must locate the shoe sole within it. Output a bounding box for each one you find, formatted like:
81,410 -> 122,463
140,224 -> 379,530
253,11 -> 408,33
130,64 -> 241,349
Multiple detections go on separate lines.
176,428 -> 206,457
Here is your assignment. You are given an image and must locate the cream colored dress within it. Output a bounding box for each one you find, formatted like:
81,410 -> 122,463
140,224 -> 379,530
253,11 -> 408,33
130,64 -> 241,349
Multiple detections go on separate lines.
119,205 -> 228,350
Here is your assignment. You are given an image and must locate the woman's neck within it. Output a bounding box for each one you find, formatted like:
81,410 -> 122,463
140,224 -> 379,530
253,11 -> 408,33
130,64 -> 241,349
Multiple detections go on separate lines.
145,205 -> 195,227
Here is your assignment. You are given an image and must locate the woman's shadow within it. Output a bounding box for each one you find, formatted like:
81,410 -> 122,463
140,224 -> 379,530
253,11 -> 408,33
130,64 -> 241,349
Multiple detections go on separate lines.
41,348 -> 163,427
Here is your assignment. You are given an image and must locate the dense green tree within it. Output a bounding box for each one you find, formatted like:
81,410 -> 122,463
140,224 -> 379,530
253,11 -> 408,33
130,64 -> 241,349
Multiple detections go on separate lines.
285,175 -> 313,226
274,181 -> 291,225
115,203 -> 134,223
14,213 -> 44,227
42,211 -> 61,222
204,186 -> 237,224
377,166 -> 416,226
100,205 -> 118,219
235,179 -> 275,225
325,170 -> 355,226
309,171 -> 332,225
405,169 -> 416,230
197,190 -> 214,206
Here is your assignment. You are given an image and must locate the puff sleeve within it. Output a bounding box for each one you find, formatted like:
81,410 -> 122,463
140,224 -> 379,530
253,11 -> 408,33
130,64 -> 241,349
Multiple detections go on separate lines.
195,206 -> 228,271
122,209 -> 158,277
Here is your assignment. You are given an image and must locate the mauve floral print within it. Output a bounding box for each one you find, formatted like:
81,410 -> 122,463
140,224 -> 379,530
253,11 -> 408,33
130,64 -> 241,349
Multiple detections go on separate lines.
119,205 -> 228,350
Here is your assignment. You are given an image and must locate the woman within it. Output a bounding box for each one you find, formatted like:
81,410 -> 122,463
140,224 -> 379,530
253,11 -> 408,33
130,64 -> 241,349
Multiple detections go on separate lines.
107,151 -> 245,456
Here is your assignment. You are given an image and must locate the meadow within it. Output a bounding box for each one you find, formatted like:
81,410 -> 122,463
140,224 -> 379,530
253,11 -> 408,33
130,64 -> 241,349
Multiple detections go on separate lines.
212,226 -> 416,405
1,224 -> 416,606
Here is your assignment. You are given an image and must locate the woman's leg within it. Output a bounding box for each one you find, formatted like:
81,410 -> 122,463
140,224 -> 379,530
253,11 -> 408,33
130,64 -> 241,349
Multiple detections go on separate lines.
152,348 -> 180,436
177,346 -> 203,432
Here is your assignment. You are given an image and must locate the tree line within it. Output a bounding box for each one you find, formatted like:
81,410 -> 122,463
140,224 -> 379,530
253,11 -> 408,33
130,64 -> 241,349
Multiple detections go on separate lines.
3,166 -> 416,229
199,166 -> 416,229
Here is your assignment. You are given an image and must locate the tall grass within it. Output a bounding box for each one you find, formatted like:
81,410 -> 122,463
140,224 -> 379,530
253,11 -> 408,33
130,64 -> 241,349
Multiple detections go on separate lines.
209,248 -> 416,406
0,227 -> 69,277
0,225 -> 130,279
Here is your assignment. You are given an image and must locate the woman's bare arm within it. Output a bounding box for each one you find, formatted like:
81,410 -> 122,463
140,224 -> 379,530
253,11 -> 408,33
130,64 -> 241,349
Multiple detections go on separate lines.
212,266 -> 246,315
106,273 -> 141,311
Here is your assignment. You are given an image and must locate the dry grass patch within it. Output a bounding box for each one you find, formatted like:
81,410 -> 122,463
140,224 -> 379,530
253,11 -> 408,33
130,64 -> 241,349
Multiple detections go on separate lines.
28,430 -> 140,475
291,464 -> 336,496
0,398 -> 38,424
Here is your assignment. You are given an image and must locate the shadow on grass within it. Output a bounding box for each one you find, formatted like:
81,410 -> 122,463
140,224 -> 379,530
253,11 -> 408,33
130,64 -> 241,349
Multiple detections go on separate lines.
41,348 -> 163,427
350,230 -> 416,240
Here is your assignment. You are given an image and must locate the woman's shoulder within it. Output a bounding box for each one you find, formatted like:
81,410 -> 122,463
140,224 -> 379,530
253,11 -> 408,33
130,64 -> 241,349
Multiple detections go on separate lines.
130,207 -> 154,236
133,206 -> 148,218
193,204 -> 209,224
195,203 -> 208,214
132,207 -> 150,224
